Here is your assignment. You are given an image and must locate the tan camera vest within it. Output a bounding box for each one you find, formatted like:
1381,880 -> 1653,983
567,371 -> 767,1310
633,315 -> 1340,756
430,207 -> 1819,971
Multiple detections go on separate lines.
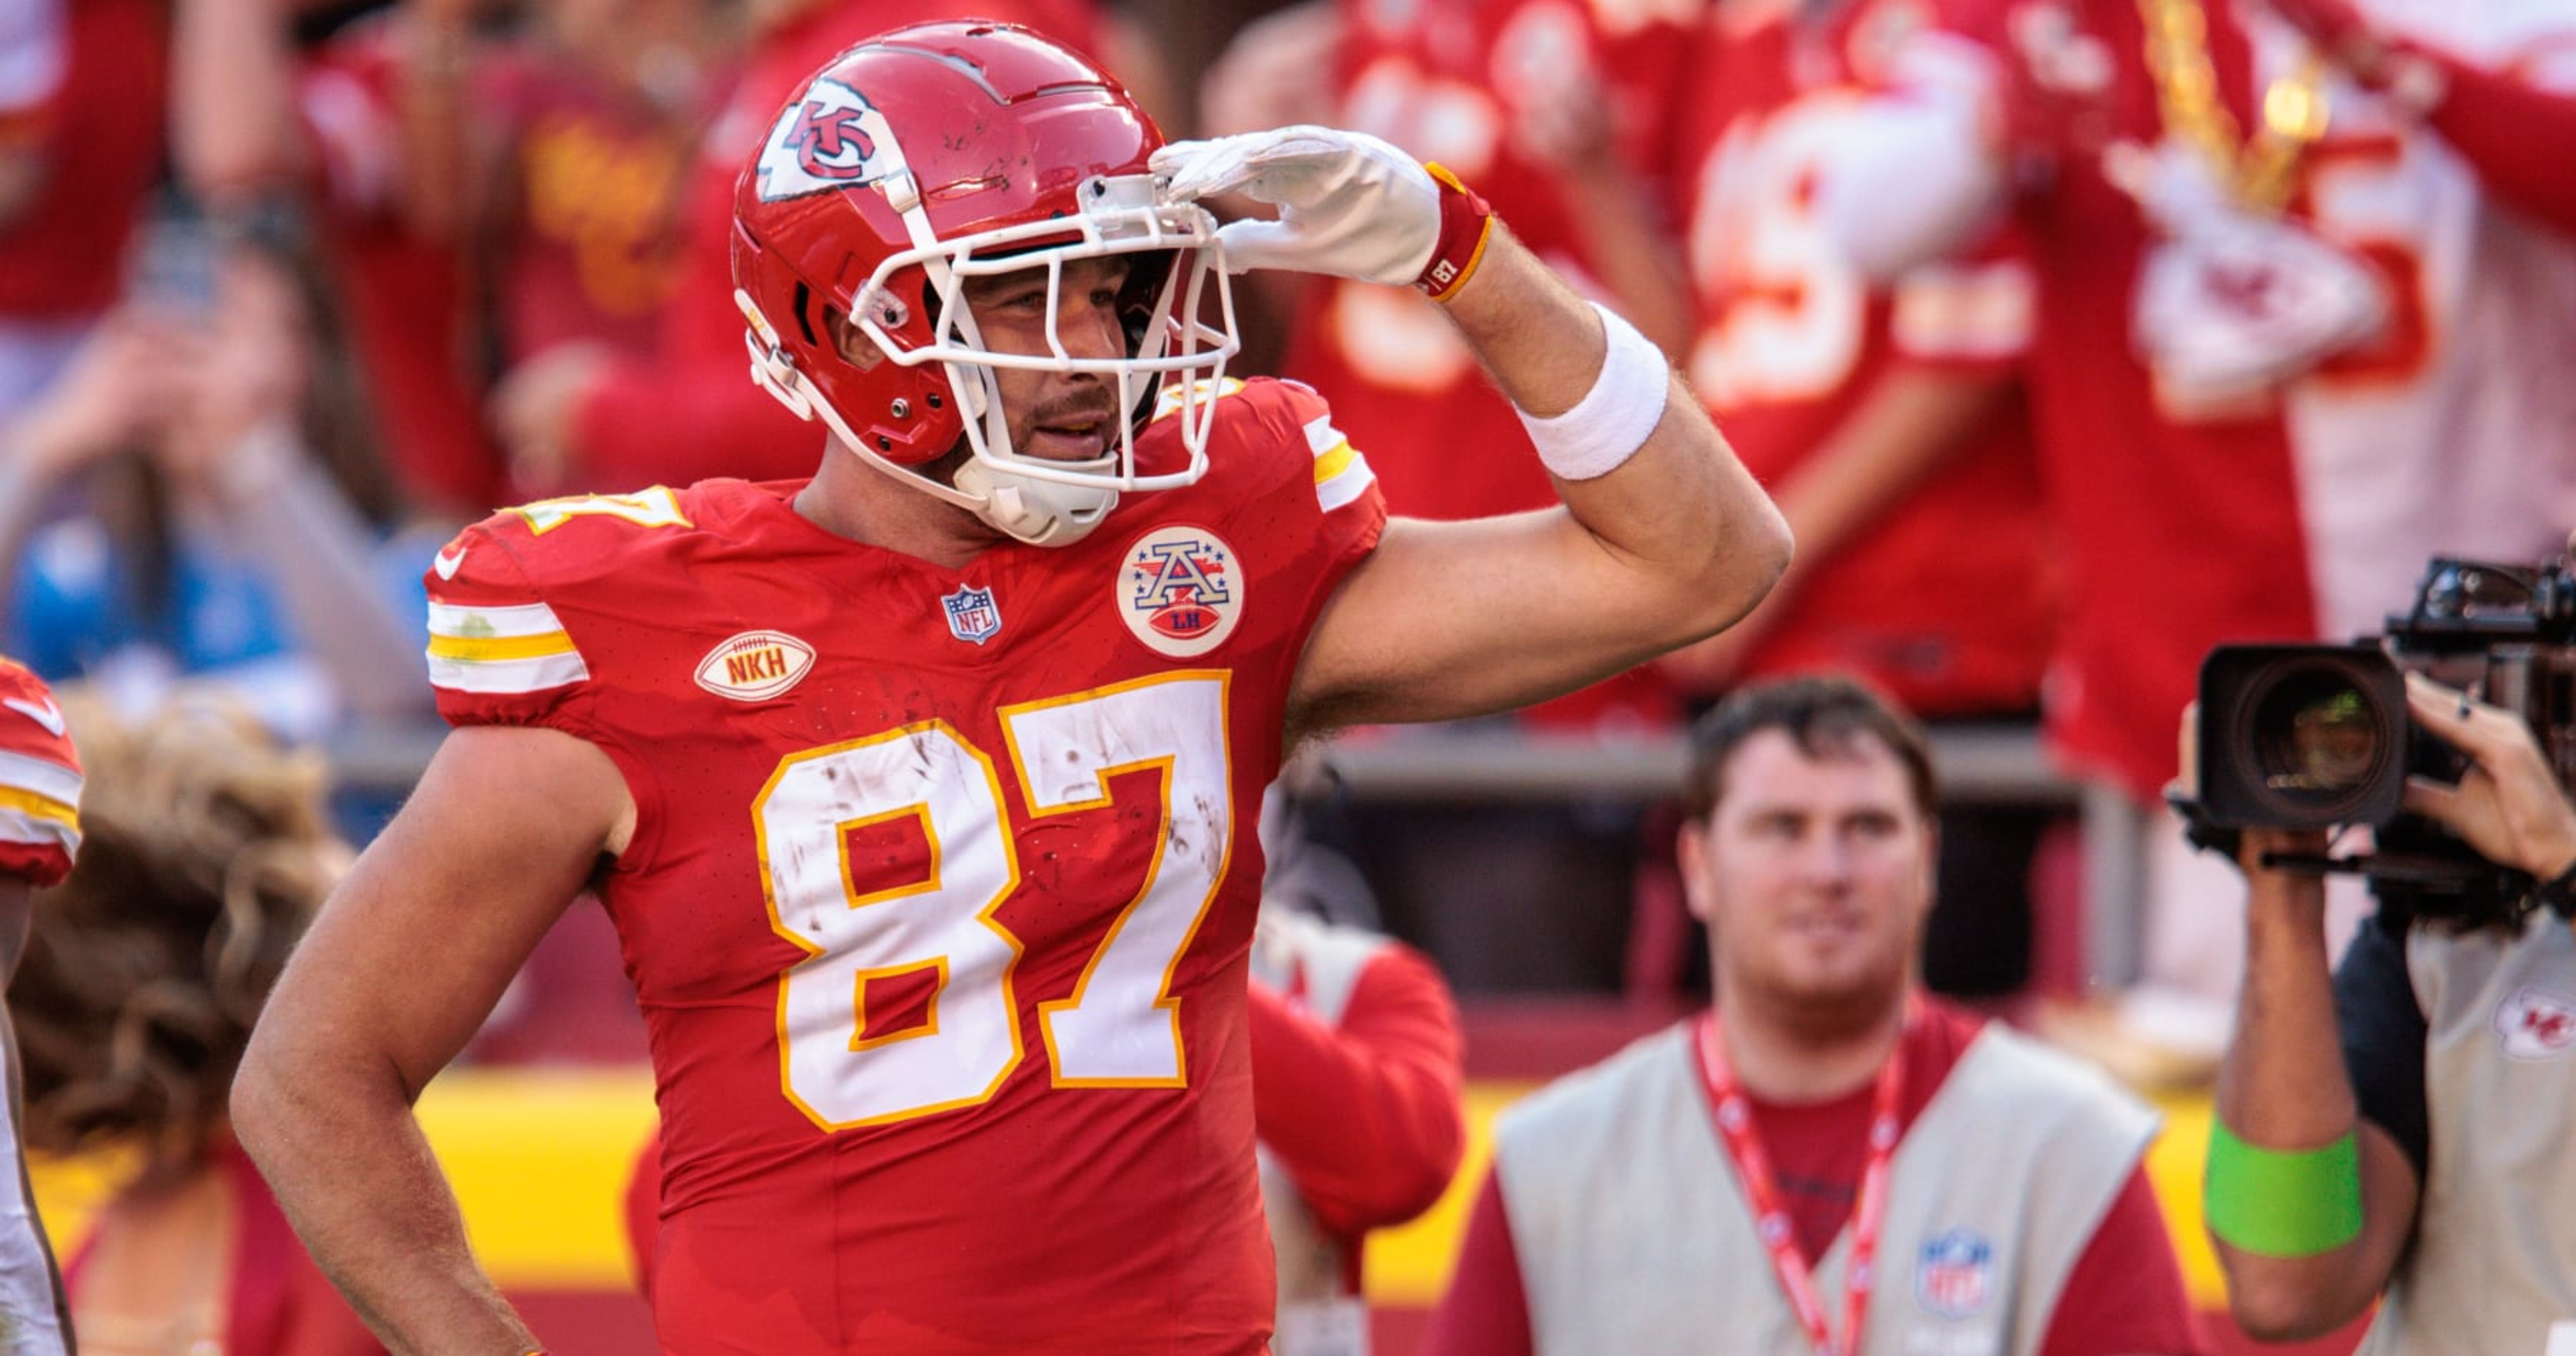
2359,912 -> 2576,1356
1491,1018 -> 2154,1356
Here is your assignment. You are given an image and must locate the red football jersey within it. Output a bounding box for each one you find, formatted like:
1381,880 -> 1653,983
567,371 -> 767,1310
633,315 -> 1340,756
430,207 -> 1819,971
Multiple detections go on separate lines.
0,659 -> 80,888
1937,0 -> 2318,797
427,379 -> 1384,1353
1670,0 -> 2052,717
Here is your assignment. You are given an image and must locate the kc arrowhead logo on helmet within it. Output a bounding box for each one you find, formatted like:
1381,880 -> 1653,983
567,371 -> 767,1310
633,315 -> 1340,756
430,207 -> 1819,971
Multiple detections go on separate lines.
756,77 -> 895,202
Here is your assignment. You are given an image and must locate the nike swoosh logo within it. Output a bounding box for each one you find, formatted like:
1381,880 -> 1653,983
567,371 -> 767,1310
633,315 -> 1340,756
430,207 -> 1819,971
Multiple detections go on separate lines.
3,696 -> 64,738
434,545 -> 468,581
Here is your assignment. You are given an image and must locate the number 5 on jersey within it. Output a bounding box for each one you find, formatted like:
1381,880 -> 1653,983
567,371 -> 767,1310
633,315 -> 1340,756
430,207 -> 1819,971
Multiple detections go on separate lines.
754,673 -> 1234,1128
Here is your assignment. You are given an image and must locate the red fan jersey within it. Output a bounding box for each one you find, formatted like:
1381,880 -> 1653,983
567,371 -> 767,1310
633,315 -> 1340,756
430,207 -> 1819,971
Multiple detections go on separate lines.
1937,0 -> 2318,797
1292,0 -> 1695,525
0,0 -> 165,321
1670,0 -> 2052,717
1281,0 -> 1695,729
426,378 -> 1384,1353
0,660 -> 79,888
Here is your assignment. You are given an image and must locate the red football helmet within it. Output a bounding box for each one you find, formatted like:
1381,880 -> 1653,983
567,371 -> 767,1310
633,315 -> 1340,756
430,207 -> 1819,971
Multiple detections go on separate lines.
731,21 -> 1238,546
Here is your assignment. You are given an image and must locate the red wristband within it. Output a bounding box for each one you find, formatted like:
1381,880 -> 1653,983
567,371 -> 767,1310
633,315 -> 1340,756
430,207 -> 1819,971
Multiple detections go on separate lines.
1414,163 -> 1495,303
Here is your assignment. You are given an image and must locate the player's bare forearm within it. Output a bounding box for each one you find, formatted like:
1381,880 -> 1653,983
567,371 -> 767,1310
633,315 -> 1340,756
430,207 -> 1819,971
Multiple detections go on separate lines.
2210,856 -> 2415,1338
234,1047 -> 536,1354
237,727 -> 629,1353
1291,231 -> 1789,730
1444,229 -> 1788,630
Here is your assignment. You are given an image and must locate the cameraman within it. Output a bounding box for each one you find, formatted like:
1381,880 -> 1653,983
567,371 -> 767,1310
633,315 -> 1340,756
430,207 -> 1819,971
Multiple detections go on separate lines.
2208,671 -> 2576,1351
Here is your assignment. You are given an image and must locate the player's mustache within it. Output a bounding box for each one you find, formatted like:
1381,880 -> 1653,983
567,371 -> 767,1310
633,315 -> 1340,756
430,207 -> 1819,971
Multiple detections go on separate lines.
1030,392 -> 1121,426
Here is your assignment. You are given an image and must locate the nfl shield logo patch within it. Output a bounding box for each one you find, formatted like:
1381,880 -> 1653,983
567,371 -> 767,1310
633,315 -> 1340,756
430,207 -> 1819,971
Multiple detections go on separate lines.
1916,1229 -> 1993,1319
942,584 -> 1002,645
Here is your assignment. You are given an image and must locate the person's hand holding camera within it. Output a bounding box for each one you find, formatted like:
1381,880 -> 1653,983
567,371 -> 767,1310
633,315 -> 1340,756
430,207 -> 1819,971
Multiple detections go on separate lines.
2402,673 -> 2576,883
2175,702 -> 2334,911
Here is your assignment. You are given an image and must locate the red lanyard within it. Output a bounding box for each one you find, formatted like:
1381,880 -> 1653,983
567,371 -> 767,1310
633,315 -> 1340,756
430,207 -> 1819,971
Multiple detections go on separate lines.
1692,1005 -> 1912,1356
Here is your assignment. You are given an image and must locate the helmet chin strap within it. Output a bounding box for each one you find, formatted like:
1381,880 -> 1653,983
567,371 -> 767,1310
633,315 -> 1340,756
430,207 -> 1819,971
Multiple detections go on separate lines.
952,456 -> 1120,546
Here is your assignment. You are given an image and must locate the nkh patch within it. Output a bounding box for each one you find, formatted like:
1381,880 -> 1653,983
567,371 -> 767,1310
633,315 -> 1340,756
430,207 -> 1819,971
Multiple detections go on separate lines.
1914,1228 -> 1994,1319
693,631 -> 816,702
942,584 -> 1003,645
755,76 -> 896,202
2496,986 -> 2576,1060
1118,525 -> 1242,658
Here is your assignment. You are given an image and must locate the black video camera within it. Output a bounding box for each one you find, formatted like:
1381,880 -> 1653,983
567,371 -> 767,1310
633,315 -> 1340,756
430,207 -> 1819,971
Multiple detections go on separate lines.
2191,555 -> 2576,928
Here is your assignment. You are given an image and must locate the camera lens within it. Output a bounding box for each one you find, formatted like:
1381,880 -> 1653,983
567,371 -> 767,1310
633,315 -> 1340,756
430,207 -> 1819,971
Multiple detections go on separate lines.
2252,673 -> 2384,795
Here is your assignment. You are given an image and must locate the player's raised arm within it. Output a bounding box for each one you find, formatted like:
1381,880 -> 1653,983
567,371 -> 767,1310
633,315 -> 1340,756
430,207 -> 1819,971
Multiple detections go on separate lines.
1153,128 -> 1792,732
231,724 -> 633,1351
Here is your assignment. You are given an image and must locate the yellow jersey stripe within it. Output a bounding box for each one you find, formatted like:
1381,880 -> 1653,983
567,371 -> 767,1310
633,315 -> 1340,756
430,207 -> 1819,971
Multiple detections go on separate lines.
0,751 -> 81,809
1312,441 -> 1360,485
1316,452 -> 1375,514
0,786 -> 77,833
426,631 -> 582,664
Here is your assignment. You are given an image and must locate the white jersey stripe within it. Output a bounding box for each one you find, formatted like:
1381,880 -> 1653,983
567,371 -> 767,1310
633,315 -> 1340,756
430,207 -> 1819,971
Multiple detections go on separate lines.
428,650 -> 591,696
1316,453 -> 1376,513
0,751 -> 81,810
1302,414 -> 1346,459
0,806 -> 77,858
427,599 -> 576,641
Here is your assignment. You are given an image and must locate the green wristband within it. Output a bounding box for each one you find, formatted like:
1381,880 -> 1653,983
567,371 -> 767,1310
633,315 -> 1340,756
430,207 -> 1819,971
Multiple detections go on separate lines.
2205,1123 -> 2364,1257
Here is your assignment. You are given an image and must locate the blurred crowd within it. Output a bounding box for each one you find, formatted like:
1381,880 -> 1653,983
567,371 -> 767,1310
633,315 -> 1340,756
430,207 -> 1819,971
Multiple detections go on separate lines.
3,0 -> 2574,1349
5,0 -> 2575,1056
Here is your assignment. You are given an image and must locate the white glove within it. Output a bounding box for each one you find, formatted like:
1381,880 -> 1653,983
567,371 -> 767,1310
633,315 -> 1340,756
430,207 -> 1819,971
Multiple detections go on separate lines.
1151,126 -> 1442,285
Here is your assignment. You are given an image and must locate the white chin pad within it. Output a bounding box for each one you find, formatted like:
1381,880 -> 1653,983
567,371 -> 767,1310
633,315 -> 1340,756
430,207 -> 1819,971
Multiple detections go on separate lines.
954,459 -> 1121,546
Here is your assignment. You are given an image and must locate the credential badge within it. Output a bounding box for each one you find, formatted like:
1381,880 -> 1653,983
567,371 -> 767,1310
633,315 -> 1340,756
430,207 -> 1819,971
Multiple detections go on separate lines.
943,584 -> 1003,645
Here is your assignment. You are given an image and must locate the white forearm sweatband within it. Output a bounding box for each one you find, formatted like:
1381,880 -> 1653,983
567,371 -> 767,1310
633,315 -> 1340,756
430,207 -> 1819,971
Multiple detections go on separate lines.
1516,302 -> 1670,481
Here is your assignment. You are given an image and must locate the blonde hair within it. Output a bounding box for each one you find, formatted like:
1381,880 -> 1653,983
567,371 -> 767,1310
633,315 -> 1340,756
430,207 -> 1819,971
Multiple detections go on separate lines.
13,691 -> 346,1174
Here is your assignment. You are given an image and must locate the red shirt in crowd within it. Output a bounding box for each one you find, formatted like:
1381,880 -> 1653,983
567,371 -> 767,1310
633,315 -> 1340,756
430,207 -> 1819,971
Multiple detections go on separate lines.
296,24 -> 506,515
0,0 -> 166,322
1281,0 -> 1697,729
1666,0 -> 2052,718
485,56 -> 710,363
1933,0 -> 2317,799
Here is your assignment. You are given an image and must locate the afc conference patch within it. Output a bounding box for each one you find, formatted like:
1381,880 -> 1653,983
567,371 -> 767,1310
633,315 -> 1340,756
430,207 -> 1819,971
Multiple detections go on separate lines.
942,584 -> 1003,645
1915,1229 -> 1993,1319
1117,525 -> 1242,657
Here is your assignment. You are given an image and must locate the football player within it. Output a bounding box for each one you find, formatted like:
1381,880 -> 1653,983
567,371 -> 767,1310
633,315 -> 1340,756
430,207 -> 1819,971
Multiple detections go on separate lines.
0,658 -> 80,1353
232,18 -> 1790,1354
